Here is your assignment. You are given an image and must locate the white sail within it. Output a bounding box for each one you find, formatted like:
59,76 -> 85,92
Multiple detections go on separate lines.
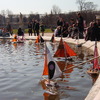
45,44 -> 62,79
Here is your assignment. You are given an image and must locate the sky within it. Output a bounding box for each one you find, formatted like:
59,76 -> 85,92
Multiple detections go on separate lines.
0,0 -> 100,14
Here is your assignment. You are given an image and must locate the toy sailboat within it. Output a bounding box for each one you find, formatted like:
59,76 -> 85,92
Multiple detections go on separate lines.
42,43 -> 62,79
87,41 -> 100,75
35,35 -> 44,44
41,43 -> 62,94
50,34 -> 55,43
12,35 -> 17,43
12,35 -> 25,43
54,37 -> 77,59
17,35 -> 25,43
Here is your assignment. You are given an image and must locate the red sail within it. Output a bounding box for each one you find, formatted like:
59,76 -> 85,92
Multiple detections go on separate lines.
93,44 -> 100,69
54,37 -> 65,57
64,41 -> 77,57
54,37 -> 77,57
35,35 -> 40,43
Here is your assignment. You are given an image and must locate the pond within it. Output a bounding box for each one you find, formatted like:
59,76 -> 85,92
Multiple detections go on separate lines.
0,39 -> 94,100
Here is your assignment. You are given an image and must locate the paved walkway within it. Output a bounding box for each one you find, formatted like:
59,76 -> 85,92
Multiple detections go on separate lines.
24,33 -> 100,53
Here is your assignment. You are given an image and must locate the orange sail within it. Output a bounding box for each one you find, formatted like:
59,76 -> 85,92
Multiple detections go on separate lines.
64,41 -> 77,57
35,35 -> 44,43
54,37 -> 65,57
35,35 -> 40,43
12,35 -> 17,42
42,53 -> 48,75
12,39 -> 17,42
54,37 -> 77,58
93,42 -> 100,69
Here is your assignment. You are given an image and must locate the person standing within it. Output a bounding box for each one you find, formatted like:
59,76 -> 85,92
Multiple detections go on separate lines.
57,17 -> 64,36
6,22 -> 13,35
35,20 -> 40,36
32,19 -> 36,36
90,22 -> 100,41
76,13 -> 84,39
28,22 -> 32,36
40,23 -> 45,36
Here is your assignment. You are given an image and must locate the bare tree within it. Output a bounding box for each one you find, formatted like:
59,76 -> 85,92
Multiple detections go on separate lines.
76,0 -> 85,12
1,10 -> 6,25
1,10 -> 6,16
51,5 -> 61,14
6,9 -> 13,17
84,2 -> 97,12
6,9 -> 13,23
76,0 -> 97,12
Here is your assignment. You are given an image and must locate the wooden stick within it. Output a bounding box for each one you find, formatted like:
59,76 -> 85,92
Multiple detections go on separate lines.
63,55 -> 100,72
77,41 -> 87,47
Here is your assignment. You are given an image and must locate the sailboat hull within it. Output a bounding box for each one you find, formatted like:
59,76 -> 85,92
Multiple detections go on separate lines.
40,79 -> 59,95
87,69 -> 99,75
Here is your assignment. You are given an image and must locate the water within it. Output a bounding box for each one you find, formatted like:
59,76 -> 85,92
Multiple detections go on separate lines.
0,39 -> 94,100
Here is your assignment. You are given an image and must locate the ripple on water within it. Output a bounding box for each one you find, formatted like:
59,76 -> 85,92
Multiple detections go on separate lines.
0,40 -> 93,100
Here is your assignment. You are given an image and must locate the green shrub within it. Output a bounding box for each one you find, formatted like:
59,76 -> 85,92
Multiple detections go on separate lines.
12,28 -> 53,34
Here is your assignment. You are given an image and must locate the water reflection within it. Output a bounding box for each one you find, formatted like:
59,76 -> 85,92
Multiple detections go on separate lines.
0,39 -> 9,44
12,42 -> 25,50
64,63 -> 74,78
40,60 -> 76,100
34,43 -> 44,54
88,74 -> 99,85
35,44 -> 41,51
50,42 -> 56,51
13,43 -> 17,49
0,39 -> 93,100
56,61 -> 66,71
40,79 -> 59,100
43,92 -> 60,100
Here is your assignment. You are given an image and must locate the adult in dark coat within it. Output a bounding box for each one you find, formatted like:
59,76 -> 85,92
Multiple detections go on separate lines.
96,20 -> 100,41
57,17 -> 63,26
17,28 -> 24,36
32,19 -> 36,36
77,13 -> 84,39
28,22 -> 32,36
35,20 -> 40,36
90,22 -> 100,41
40,23 -> 45,36
57,17 -> 64,36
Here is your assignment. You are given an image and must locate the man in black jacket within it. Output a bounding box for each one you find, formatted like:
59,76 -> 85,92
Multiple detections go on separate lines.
32,19 -> 36,36
77,13 -> 84,39
35,20 -> 40,36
